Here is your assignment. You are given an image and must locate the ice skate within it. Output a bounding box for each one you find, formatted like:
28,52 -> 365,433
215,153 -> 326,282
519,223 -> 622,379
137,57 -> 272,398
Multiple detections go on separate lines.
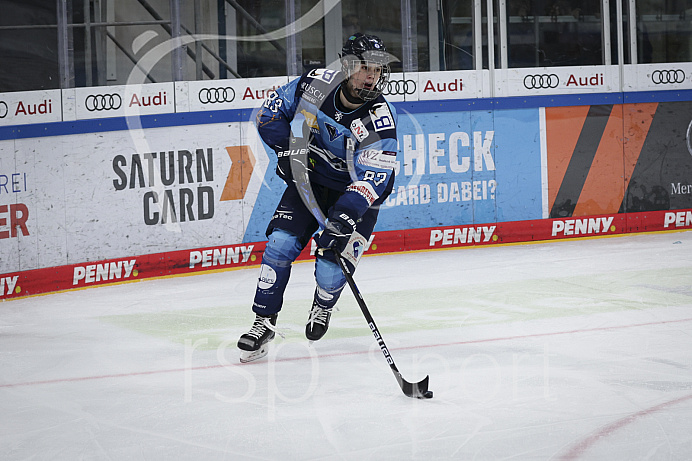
237,313 -> 278,363
305,299 -> 332,342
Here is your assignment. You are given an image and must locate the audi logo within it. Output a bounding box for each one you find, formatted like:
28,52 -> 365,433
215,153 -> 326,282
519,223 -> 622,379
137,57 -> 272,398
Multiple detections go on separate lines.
85,93 -> 122,111
198,87 -> 236,104
383,79 -> 416,95
651,69 -> 685,84
0,101 -> 7,118
523,74 -> 559,89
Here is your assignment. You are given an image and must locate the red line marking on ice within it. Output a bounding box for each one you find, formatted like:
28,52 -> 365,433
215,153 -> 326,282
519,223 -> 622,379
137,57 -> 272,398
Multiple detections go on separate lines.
559,392 -> 692,460
2,316 -> 692,389
435,316 -> 692,349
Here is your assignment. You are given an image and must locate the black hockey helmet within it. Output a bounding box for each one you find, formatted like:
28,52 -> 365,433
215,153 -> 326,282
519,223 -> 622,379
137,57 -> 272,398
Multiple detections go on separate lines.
340,33 -> 395,101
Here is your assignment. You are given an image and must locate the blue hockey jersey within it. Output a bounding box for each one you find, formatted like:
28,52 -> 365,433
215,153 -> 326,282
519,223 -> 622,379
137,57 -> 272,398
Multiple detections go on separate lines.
256,68 -> 398,219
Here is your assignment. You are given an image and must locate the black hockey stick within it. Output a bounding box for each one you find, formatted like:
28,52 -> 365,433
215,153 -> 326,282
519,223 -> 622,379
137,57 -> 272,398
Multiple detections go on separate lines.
333,250 -> 432,399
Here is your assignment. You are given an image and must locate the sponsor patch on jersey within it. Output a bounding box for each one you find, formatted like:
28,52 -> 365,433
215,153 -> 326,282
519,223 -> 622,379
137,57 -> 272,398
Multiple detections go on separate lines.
300,82 -> 326,104
370,102 -> 395,132
300,109 -> 318,129
357,149 -> 397,170
350,118 -> 369,142
346,180 -> 379,206
307,68 -> 339,84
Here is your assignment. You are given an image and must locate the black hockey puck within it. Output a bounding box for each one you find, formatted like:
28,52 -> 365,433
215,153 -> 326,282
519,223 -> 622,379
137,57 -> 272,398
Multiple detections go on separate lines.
421,390 -> 433,399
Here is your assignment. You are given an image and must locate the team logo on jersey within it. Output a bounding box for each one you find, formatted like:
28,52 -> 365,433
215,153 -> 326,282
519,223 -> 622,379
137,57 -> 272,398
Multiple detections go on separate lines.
350,118 -> 369,142
325,123 -> 343,142
370,102 -> 395,132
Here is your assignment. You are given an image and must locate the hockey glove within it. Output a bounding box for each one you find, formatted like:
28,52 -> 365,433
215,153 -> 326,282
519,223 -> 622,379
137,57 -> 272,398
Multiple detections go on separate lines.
317,211 -> 357,254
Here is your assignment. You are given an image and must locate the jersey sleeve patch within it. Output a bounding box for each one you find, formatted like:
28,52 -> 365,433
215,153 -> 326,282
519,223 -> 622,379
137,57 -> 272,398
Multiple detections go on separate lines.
346,181 -> 379,207
356,149 -> 397,170
350,118 -> 370,142
371,102 -> 395,132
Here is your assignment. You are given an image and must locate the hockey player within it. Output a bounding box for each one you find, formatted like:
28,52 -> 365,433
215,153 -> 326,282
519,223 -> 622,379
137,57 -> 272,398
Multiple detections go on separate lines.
237,33 -> 399,363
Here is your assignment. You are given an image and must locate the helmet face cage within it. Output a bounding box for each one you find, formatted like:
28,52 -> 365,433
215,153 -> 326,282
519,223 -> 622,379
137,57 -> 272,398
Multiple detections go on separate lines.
340,33 -> 394,101
341,54 -> 391,101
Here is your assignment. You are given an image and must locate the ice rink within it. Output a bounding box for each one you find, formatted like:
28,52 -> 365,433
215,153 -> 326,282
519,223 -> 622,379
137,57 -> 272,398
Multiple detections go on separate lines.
2,230 -> 692,460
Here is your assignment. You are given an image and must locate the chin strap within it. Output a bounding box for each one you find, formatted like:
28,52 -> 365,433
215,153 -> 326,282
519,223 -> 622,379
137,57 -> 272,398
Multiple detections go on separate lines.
339,83 -> 366,106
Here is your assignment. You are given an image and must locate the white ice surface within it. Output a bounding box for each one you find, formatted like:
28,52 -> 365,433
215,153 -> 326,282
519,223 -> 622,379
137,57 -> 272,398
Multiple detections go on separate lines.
1,231 -> 692,460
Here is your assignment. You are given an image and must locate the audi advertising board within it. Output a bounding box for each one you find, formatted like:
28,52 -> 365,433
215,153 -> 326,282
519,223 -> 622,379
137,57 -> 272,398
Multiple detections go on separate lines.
416,70 -> 487,101
0,89 -> 62,126
380,72 -> 410,102
381,70 -> 486,102
622,62 -> 692,91
176,76 -> 290,112
63,82 -> 176,121
494,65 -> 620,97
0,65 -> 688,127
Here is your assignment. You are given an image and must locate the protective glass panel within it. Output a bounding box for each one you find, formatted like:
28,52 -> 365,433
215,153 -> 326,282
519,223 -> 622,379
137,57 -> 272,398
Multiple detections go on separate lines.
0,1 -> 59,91
506,0 -> 604,67
636,0 -> 692,63
440,1 -> 475,70
342,0 -> 404,72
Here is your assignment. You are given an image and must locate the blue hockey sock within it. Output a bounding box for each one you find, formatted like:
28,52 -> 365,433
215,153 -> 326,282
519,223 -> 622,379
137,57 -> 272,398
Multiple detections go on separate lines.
252,229 -> 303,315
313,256 -> 346,309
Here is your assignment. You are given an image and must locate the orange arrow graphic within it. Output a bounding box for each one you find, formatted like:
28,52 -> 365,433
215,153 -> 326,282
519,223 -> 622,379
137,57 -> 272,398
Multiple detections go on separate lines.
221,146 -> 256,201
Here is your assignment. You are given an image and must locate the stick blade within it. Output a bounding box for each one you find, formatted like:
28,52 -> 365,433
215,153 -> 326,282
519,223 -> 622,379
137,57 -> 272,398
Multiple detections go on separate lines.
396,373 -> 431,399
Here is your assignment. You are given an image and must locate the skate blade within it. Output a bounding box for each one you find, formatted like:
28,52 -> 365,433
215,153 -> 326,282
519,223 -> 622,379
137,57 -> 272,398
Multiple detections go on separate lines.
239,344 -> 269,363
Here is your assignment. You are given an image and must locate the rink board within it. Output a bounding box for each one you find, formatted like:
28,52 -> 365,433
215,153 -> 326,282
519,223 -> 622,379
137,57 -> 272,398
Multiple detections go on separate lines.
2,83 -> 692,299
1,208 -> 690,299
